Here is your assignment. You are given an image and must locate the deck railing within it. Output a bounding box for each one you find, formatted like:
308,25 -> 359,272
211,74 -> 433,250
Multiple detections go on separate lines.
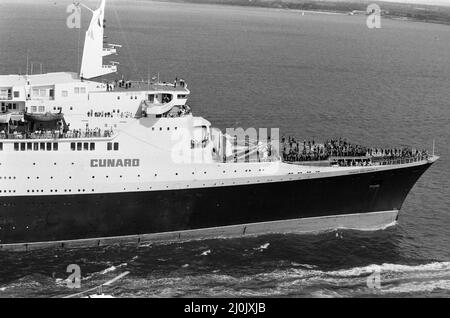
0,130 -> 114,140
330,154 -> 430,167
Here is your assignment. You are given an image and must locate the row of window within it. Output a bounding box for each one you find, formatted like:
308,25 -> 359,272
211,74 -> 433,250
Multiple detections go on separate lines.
30,105 -> 46,113
0,89 -> 19,98
151,126 -> 178,131
32,88 -> 54,98
1,87 -> 87,100
1,142 -> 118,152
13,142 -> 58,151
71,142 -> 95,151
117,95 -> 138,100
0,102 -> 18,110
107,142 -> 119,151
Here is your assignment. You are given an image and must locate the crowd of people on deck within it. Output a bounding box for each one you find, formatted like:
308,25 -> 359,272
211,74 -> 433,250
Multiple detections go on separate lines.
281,136 -> 429,165
104,77 -> 186,92
87,110 -> 134,119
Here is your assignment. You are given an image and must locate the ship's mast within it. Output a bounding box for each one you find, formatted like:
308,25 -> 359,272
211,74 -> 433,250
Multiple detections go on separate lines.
79,0 -> 120,79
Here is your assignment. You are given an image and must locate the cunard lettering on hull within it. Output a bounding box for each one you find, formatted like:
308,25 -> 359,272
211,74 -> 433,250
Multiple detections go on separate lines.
90,159 -> 140,167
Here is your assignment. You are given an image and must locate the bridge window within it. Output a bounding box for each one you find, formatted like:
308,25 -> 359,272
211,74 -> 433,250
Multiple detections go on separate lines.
107,142 -> 112,151
33,143 -> 38,151
53,143 -> 58,151
27,142 -> 32,151
83,142 -> 89,151
46,143 -> 51,151
20,143 -> 26,151
77,142 -> 82,151
114,142 -> 119,151
0,142 -> 2,151
70,142 -> 75,151
90,142 -> 95,151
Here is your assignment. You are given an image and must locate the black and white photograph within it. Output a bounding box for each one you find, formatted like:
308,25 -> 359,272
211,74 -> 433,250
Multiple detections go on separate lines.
0,0 -> 448,301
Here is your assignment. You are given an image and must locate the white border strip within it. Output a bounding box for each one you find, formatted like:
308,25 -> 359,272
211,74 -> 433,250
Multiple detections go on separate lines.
0,210 -> 399,252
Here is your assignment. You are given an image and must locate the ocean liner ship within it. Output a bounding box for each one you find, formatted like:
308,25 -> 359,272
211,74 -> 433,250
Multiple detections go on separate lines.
0,0 -> 437,251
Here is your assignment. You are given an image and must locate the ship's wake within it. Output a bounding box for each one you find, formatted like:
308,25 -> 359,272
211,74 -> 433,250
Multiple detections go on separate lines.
107,261 -> 450,297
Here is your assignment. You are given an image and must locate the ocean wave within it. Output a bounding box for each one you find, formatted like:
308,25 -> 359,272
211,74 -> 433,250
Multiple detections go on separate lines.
2,260 -> 450,297
326,261 -> 450,277
122,261 -> 450,297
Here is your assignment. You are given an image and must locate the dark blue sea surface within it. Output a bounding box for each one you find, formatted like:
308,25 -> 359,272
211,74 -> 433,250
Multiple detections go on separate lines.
0,0 -> 449,297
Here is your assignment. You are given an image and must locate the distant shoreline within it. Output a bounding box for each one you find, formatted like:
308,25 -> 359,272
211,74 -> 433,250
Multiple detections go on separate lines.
151,0 -> 450,26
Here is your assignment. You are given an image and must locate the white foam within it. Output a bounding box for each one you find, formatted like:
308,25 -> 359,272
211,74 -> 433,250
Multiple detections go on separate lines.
327,262 -> 450,277
201,249 -> 211,256
100,262 -> 127,275
100,266 -> 117,275
254,243 -> 270,251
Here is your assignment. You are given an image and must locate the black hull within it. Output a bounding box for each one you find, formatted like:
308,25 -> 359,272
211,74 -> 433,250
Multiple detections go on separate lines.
0,162 -> 433,246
